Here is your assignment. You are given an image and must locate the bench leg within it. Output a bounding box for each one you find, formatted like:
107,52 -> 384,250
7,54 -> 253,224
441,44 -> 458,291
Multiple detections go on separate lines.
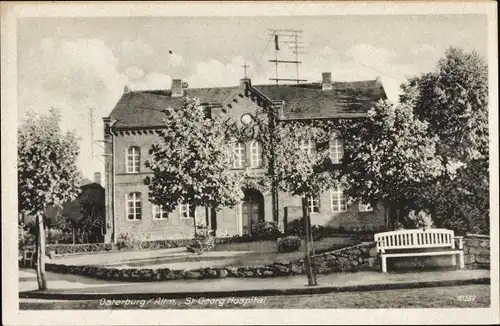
459,251 -> 465,269
381,256 -> 387,273
451,254 -> 457,266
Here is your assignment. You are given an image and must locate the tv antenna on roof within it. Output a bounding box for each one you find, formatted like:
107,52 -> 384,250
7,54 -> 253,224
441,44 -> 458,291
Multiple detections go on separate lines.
268,29 -> 307,85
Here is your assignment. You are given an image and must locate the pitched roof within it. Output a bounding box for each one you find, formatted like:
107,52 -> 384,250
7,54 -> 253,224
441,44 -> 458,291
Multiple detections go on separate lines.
255,80 -> 386,119
110,87 -> 239,128
108,79 -> 386,128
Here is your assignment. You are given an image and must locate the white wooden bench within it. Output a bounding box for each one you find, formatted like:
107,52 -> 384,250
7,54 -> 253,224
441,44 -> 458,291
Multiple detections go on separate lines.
374,228 -> 464,273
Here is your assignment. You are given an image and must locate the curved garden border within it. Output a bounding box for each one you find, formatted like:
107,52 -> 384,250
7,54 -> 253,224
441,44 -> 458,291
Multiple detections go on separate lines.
44,242 -> 378,282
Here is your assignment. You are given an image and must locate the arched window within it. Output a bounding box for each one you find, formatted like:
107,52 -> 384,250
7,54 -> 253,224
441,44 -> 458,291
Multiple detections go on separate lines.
329,138 -> 344,164
126,146 -> 141,173
250,140 -> 263,168
233,142 -> 246,168
126,192 -> 142,220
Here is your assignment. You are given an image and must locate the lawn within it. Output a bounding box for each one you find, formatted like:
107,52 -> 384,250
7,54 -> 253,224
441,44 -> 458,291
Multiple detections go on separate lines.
105,236 -> 358,270
19,284 -> 490,309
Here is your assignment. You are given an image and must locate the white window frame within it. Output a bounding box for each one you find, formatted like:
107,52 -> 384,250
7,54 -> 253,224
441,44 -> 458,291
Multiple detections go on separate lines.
300,139 -> 313,156
358,202 -> 373,212
233,142 -> 246,169
126,146 -> 141,173
330,186 -> 347,213
126,192 -> 142,220
179,204 -> 196,220
152,204 -> 168,220
307,195 -> 320,214
250,140 -> 263,168
329,138 -> 344,164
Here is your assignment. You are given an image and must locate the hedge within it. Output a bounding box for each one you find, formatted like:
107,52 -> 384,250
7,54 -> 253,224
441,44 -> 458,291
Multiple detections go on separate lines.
21,236 -> 281,255
22,232 -> 370,255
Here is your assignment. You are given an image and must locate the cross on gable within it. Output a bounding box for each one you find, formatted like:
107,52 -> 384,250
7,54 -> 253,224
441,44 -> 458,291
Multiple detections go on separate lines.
242,61 -> 249,78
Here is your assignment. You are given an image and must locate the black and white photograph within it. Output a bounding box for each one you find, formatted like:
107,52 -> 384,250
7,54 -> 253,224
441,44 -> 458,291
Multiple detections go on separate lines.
1,1 -> 498,325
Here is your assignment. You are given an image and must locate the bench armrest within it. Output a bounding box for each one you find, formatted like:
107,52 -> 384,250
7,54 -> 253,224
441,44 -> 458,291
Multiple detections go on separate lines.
454,236 -> 464,249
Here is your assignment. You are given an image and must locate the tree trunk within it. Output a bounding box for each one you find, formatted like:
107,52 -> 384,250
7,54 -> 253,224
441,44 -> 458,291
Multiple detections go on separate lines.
193,207 -> 197,238
307,208 -> 317,285
384,203 -> 391,230
36,212 -> 47,290
72,228 -> 76,244
302,197 -> 315,286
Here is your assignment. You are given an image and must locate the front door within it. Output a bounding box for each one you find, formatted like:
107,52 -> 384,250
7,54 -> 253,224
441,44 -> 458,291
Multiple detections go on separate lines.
242,201 -> 261,235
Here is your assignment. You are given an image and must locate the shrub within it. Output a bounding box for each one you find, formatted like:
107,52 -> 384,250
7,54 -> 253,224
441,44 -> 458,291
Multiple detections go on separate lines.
251,221 -> 282,240
46,227 -> 65,244
186,236 -> 215,254
186,226 -> 215,254
116,233 -> 141,250
277,236 -> 301,253
18,224 -> 35,249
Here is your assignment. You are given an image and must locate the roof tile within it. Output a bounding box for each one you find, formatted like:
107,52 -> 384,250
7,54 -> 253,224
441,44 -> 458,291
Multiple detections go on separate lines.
108,79 -> 386,127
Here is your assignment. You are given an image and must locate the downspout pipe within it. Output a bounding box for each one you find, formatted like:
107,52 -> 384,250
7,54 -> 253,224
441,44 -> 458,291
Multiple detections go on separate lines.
109,123 -> 117,243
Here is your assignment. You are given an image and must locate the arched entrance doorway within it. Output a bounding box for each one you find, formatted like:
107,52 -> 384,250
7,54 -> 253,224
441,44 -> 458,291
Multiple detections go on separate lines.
241,188 -> 265,235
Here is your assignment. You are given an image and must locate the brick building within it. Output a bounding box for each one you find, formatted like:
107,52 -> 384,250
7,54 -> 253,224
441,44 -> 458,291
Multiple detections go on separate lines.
103,73 -> 387,243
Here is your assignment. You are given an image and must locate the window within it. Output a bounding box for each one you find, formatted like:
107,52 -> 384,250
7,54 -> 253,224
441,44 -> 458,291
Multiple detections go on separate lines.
331,187 -> 347,212
300,139 -> 314,156
307,195 -> 320,214
358,202 -> 373,212
126,192 -> 142,220
153,204 -> 168,220
180,204 -> 196,219
233,142 -> 246,168
126,146 -> 140,173
250,140 -> 263,168
329,138 -> 344,164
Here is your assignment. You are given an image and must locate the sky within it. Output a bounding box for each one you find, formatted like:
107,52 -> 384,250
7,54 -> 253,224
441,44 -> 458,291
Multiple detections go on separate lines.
17,14 -> 488,181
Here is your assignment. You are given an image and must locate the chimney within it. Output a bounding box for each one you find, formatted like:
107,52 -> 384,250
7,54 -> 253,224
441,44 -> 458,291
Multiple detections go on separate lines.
124,85 -> 130,93
322,72 -> 332,91
94,172 -> 102,185
171,79 -> 184,97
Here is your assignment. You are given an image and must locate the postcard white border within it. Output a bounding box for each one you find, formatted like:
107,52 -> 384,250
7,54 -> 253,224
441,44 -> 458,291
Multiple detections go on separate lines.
2,1 -> 498,325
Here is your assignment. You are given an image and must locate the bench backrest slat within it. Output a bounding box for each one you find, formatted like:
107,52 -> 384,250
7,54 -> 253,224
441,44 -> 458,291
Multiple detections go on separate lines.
374,229 -> 455,252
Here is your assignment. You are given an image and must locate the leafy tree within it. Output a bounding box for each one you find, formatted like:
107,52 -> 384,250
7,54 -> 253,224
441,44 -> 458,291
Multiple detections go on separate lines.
401,47 -> 488,164
430,157 -> 489,234
273,121 -> 340,285
275,121 -> 339,198
144,98 -> 246,236
78,185 -> 105,243
18,108 -> 82,289
47,184 -> 105,244
401,47 -> 489,232
340,100 -> 444,229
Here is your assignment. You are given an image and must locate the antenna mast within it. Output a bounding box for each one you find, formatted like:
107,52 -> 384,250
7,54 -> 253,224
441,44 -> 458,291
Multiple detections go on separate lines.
268,29 -> 306,85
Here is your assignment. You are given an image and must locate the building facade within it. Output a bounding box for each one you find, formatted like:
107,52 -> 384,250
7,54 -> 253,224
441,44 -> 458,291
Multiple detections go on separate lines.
103,73 -> 387,243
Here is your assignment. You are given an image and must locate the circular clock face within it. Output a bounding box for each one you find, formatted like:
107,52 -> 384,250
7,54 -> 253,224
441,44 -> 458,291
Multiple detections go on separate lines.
241,113 -> 254,125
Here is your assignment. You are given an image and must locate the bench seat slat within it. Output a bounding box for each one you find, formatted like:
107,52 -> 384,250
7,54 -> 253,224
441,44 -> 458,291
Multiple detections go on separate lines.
382,250 -> 462,258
